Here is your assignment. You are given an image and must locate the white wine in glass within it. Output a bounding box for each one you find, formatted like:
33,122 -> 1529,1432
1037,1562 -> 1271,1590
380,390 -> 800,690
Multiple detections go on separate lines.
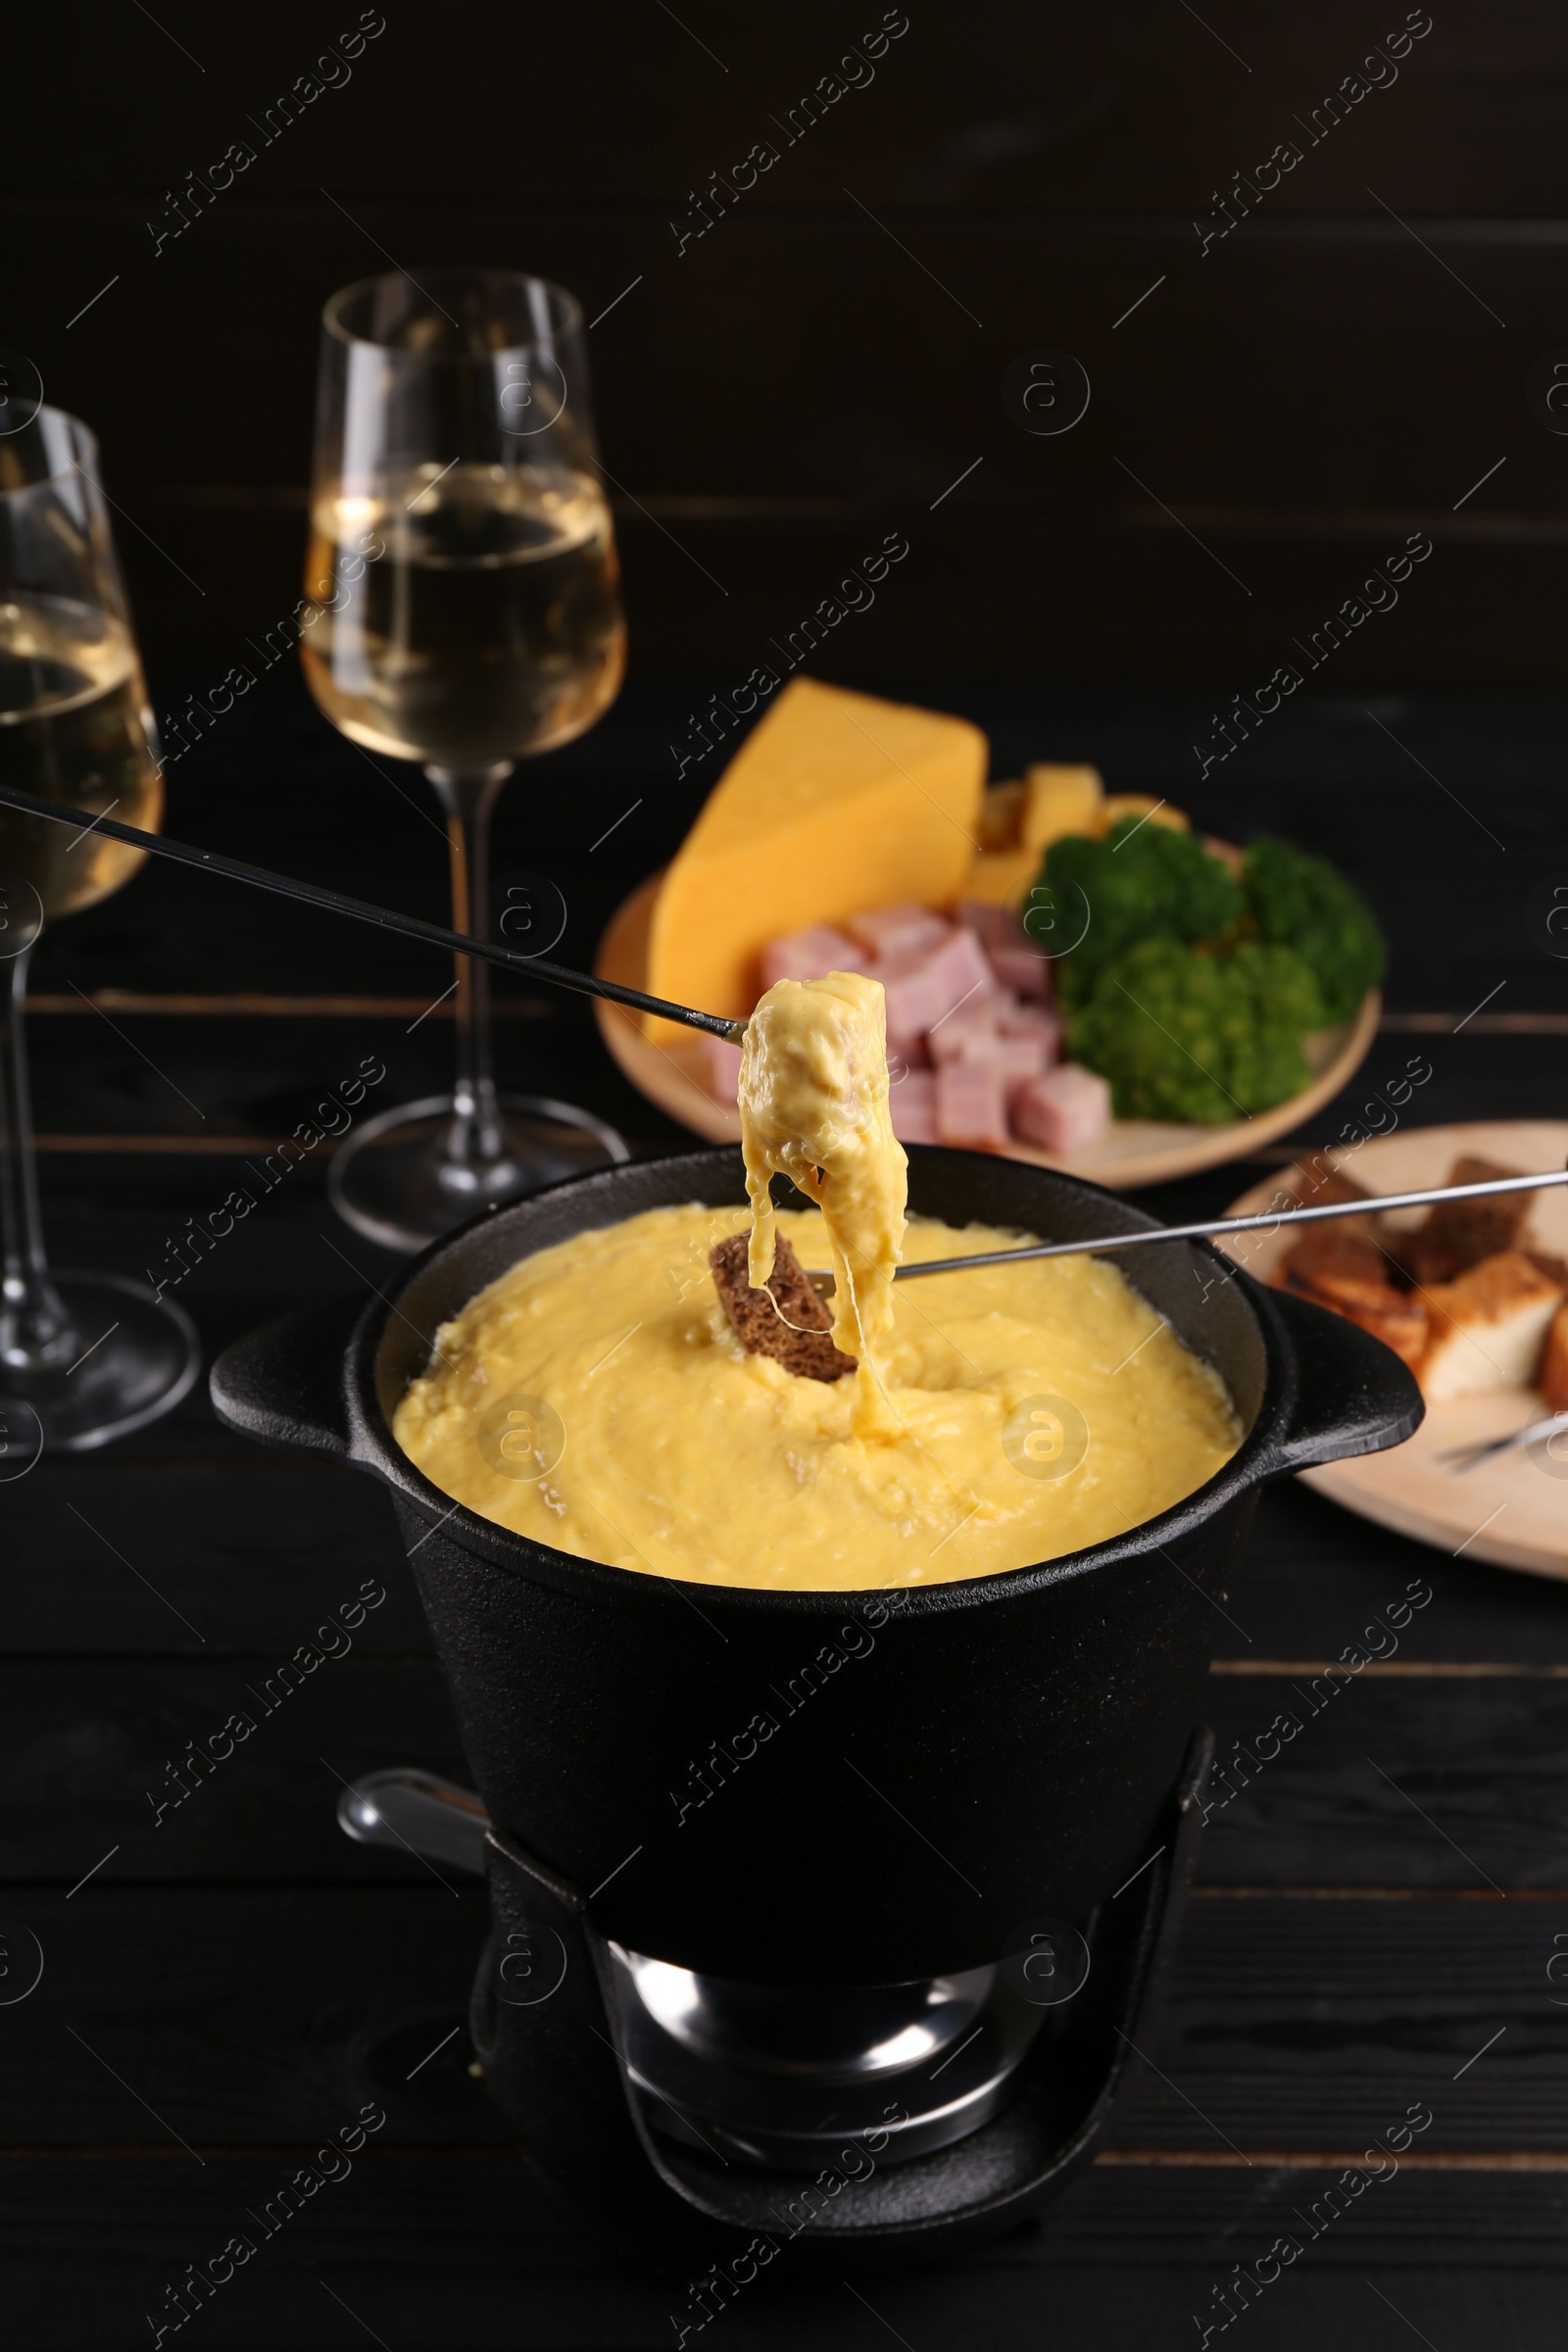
0,410 -> 199,1453
302,462 -> 623,766
0,597 -> 163,911
304,270 -> 629,1252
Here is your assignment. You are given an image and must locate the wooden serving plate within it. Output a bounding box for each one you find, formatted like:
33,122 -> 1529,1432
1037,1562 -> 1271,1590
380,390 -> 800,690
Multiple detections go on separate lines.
593,869 -> 1381,1193
1218,1122 -> 1568,1580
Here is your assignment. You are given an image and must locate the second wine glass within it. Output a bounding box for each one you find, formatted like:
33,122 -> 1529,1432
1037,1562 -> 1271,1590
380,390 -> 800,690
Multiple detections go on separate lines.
304,267 -> 629,1251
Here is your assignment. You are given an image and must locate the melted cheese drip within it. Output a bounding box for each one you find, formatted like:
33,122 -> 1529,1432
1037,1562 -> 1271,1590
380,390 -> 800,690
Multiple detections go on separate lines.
737,971 -> 907,1437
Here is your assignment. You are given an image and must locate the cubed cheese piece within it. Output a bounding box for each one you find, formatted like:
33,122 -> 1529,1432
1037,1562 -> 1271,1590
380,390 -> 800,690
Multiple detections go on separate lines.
645,678 -> 986,1041
889,1070 -> 938,1144
990,943 -> 1052,1001
936,1061 -> 1008,1149
1020,764 -> 1103,852
979,780 -> 1025,850
693,1035 -> 744,1103
961,847 -> 1039,907
881,926 -> 997,1039
928,993 -> 1002,1065
759,923 -> 866,990
846,903 -> 951,960
1012,1063 -> 1112,1153
1102,793 -> 1189,836
1418,1251 -> 1566,1401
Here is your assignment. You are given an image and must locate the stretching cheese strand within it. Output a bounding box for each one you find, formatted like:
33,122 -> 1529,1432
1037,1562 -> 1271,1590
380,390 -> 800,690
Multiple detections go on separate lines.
737,972 -> 907,1436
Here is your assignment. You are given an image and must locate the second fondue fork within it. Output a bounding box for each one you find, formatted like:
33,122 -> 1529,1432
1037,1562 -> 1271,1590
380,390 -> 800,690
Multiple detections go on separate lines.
802,1164 -> 1568,1293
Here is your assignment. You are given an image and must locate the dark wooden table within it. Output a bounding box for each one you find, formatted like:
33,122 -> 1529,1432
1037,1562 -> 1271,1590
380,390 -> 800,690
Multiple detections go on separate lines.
5,673 -> 1566,2348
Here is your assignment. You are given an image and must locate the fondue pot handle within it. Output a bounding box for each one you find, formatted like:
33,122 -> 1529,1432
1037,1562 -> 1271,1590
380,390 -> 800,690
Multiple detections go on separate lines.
209,1293 -> 362,1457
1250,1280 -> 1424,1478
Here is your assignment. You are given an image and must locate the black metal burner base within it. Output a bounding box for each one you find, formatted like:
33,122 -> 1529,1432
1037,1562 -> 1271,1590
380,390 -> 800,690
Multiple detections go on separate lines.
468,1726 -> 1213,2273
614,1941 -> 1048,2171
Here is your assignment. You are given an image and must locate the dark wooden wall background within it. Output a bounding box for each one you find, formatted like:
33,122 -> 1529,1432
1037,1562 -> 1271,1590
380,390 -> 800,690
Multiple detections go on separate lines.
10,0 -> 1568,693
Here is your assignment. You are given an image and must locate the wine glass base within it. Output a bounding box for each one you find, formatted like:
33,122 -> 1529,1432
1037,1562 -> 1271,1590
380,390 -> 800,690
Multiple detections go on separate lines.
327,1093 -> 630,1253
0,1272 -> 201,1465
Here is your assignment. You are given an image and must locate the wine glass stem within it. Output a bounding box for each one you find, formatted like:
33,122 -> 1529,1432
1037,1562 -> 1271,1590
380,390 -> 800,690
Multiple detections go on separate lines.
0,946 -> 73,1370
426,762 -> 513,1170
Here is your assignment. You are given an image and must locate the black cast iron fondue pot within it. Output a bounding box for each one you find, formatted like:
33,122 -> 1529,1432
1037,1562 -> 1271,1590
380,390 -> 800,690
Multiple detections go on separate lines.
212,1145 -> 1420,1985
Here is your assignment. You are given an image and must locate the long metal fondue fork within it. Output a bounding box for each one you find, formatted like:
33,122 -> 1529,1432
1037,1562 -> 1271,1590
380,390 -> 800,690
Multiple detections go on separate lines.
0,781 -> 746,1043
804,1163 -> 1568,1294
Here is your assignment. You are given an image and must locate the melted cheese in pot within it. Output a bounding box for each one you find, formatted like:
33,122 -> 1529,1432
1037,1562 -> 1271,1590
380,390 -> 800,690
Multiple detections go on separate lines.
738,971 -> 906,1438
392,964 -> 1241,1590
391,1203 -> 1242,1592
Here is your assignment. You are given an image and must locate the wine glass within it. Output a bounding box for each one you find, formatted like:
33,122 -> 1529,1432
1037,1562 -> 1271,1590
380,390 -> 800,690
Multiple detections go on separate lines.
0,408 -> 199,1453
304,267 -> 630,1252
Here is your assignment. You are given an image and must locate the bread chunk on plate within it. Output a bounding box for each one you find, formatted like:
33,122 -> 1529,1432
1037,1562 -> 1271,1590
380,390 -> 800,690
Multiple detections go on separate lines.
1289,1155 -> 1380,1240
1418,1250 -> 1565,1400
1277,1231 -> 1429,1370
1281,1227 -> 1396,1313
1396,1153 -> 1533,1287
1537,1299 -> 1568,1415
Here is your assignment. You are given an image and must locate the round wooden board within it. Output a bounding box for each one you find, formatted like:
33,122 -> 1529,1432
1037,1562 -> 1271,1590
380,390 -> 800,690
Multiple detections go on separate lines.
593,870 -> 1381,1192
1217,1121 -> 1568,1581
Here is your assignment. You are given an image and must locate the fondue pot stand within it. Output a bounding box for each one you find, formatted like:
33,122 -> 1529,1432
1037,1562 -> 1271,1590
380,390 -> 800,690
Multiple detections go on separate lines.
213,1146 -> 1421,2266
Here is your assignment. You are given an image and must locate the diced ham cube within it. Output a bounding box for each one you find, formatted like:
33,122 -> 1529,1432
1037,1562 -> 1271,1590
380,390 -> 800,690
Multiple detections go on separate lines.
759,924 -> 865,990
936,1061 -> 1008,1150
956,898 -> 1024,956
927,993 -> 1001,1065
996,1001 -> 1061,1062
847,903 -> 951,960
955,898 -> 1052,997
694,1035 -> 743,1103
889,1069 -> 937,1144
990,943 -> 1052,1002
886,1028 -> 931,1075
956,1029 -> 1050,1099
1012,1063 -> 1112,1153
881,926 -> 998,1040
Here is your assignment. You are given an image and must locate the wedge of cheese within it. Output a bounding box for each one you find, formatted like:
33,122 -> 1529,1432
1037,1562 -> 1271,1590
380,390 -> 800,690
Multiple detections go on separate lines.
645,680 -> 986,1040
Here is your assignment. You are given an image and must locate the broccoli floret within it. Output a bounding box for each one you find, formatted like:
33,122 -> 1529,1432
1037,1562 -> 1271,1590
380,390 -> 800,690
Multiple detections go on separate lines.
1035,817 -> 1244,1009
1244,835 -> 1386,1024
1067,937 -> 1326,1124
